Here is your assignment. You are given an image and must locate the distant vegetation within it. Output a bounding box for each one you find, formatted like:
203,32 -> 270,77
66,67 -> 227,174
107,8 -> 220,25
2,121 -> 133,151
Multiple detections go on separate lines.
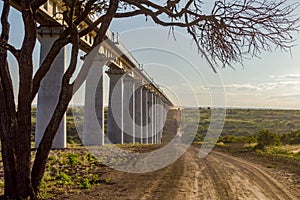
31,106 -> 300,147
198,108 -> 300,136
195,108 -> 300,143
192,107 -> 300,161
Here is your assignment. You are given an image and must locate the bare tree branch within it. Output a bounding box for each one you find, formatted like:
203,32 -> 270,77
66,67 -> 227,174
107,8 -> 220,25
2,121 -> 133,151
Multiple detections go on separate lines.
92,0 -> 119,47
72,0 -> 119,94
0,42 -> 19,59
118,0 -> 299,68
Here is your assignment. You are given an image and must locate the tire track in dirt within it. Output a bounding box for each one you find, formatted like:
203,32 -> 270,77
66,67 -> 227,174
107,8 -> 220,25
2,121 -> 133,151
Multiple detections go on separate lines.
197,151 -> 298,200
59,146 -> 299,200
211,151 -> 298,200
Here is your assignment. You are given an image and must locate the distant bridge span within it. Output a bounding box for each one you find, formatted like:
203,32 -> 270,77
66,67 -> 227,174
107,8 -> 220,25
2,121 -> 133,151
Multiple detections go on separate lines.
11,0 -> 174,148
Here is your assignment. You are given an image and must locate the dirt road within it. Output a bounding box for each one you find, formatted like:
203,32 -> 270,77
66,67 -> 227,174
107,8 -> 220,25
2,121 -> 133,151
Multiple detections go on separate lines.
62,146 -> 299,200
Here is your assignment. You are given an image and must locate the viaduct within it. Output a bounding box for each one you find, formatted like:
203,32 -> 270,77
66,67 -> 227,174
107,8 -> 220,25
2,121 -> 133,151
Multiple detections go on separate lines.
11,0 -> 174,149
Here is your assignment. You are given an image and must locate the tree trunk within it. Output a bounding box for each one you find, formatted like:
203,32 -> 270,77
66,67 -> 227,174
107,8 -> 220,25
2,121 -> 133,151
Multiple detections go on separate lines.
0,64 -> 18,197
10,0 -> 37,197
0,0 -> 19,198
14,61 -> 35,198
0,128 -> 17,198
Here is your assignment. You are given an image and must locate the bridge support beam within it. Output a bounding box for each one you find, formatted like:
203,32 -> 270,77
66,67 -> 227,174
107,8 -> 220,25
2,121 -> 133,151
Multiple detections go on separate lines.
107,69 -> 124,144
82,55 -> 109,146
35,27 -> 66,149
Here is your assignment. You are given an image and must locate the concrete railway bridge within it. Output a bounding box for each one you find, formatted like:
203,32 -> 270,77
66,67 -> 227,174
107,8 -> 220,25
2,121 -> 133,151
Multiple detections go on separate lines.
11,0 -> 175,149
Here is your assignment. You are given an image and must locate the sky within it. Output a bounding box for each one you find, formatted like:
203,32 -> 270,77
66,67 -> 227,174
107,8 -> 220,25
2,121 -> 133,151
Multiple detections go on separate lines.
1,1 -> 300,109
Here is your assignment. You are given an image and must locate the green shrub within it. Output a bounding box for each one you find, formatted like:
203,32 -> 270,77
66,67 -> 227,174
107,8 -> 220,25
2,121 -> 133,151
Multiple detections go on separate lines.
67,153 -> 79,166
218,135 -> 239,143
80,178 -> 91,189
241,135 -> 257,143
267,147 -> 289,155
256,130 -> 280,149
281,130 -> 300,145
55,173 -> 71,186
86,153 -> 94,162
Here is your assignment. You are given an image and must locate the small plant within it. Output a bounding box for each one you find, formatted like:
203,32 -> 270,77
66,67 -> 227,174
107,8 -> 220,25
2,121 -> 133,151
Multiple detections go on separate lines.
80,178 -> 91,189
266,164 -> 277,169
55,173 -> 71,186
105,177 -> 111,184
86,152 -> 94,162
67,153 -> 79,166
89,174 -> 100,184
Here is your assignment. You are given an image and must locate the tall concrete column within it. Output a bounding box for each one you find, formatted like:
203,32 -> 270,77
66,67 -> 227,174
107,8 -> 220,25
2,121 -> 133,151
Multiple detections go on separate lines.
157,97 -> 163,144
35,27 -> 66,149
153,94 -> 157,144
107,69 -> 124,144
134,79 -> 143,143
147,91 -> 154,144
161,99 -> 165,143
82,55 -> 109,146
155,94 -> 159,144
142,88 -> 148,144
123,76 -> 135,143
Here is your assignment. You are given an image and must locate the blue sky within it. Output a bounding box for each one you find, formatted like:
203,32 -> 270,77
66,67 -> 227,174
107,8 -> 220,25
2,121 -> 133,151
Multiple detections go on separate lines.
2,1 -> 300,109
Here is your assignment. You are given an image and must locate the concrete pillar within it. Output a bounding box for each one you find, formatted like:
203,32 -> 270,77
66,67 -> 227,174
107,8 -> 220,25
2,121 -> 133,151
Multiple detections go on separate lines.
107,69 -> 124,144
134,79 -> 143,143
156,96 -> 165,144
35,27 -> 66,149
142,88 -> 148,144
82,55 -> 109,146
147,91 -> 154,144
154,94 -> 159,144
161,100 -> 167,143
123,76 -> 135,143
153,94 -> 157,144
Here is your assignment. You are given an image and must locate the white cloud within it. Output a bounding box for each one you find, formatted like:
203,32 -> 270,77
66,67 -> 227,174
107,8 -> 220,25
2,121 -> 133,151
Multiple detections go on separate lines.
267,93 -> 300,100
221,81 -> 300,92
270,74 -> 300,80
225,84 -> 261,91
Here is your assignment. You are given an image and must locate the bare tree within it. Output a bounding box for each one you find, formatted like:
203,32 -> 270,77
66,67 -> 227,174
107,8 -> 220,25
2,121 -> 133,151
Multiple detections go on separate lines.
0,0 -> 298,198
